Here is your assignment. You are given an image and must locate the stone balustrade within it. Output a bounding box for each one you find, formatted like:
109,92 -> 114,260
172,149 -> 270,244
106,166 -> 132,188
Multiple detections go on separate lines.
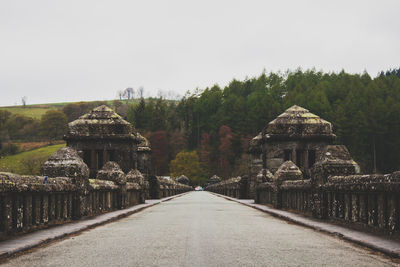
0,147 -> 190,241
256,169 -> 400,234
321,172 -> 400,233
206,176 -> 248,199
0,173 -> 77,240
148,176 -> 192,199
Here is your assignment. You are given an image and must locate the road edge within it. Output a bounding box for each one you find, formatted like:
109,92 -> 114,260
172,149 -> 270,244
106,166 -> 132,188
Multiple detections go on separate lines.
0,192 -> 189,261
209,192 -> 400,259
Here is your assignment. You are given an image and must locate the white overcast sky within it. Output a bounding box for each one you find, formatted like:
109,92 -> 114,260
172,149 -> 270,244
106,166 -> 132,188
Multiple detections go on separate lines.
0,0 -> 399,106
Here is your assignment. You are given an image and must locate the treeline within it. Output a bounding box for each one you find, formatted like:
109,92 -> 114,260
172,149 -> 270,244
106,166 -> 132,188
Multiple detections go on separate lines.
1,68 -> 399,180
127,69 -> 400,177
0,101 -> 108,156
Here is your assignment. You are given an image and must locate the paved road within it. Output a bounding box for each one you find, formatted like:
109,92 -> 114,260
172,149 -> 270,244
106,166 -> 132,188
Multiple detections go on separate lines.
2,192 -> 396,266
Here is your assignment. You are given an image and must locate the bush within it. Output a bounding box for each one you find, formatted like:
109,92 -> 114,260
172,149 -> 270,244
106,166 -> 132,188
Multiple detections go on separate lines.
0,143 -> 19,156
21,155 -> 48,175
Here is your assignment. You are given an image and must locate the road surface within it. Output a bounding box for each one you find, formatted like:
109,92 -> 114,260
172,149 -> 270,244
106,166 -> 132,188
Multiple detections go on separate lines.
2,192 -> 395,266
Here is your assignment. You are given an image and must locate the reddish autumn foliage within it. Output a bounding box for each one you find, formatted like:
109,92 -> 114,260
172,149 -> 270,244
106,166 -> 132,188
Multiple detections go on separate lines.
169,130 -> 186,159
149,131 -> 169,175
199,133 -> 212,170
218,125 -> 233,178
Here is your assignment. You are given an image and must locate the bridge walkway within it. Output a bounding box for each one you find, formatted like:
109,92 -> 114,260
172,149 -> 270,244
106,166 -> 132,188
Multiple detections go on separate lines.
1,192 -> 396,266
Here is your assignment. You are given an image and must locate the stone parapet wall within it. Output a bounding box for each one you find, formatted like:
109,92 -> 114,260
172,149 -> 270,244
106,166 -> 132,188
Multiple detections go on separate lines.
206,176 -> 248,199
321,172 -> 400,233
0,172 -> 77,241
256,171 -> 400,234
148,176 -> 192,199
257,179 -> 313,215
0,150 -> 189,241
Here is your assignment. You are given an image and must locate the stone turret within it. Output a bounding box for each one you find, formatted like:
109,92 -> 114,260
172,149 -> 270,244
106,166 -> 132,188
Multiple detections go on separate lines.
247,133 -> 263,198
136,132 -> 151,176
264,105 -> 336,140
64,105 -> 140,177
41,147 -> 89,180
262,105 -> 337,175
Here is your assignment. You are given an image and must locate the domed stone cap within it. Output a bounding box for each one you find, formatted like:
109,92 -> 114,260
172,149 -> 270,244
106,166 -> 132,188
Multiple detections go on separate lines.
264,105 -> 336,141
176,175 -> 190,185
126,169 -> 145,184
313,145 -> 360,175
137,132 -> 151,152
209,175 -> 221,184
41,147 -> 89,179
257,169 -> 273,183
274,161 -> 303,181
248,132 -> 262,153
96,161 -> 126,184
66,105 -> 136,138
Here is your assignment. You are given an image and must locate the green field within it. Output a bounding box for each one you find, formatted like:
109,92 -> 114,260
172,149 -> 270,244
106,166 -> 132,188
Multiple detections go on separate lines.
0,99 -> 131,119
0,106 -> 57,119
0,143 -> 65,175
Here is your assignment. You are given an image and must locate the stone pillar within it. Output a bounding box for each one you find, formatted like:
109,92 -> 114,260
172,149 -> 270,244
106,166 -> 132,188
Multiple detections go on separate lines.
33,194 -> 41,225
291,149 -> 296,166
304,150 -> 309,172
377,193 -> 386,229
359,194 -> 367,223
23,194 -> 32,230
368,194 -> 377,227
351,194 -> 359,222
49,194 -> 56,222
388,194 -> 397,233
247,133 -> 263,200
4,194 -> 13,233
42,195 -> 49,224
248,153 -> 263,199
90,150 -> 96,177
344,194 -> 351,221
41,147 -> 91,219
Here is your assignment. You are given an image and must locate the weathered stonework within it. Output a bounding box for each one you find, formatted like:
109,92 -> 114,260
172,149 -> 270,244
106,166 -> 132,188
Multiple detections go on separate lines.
247,133 -> 263,199
274,161 -> 303,182
208,105 -> 400,235
208,175 -> 221,186
126,169 -> 147,203
176,175 -> 190,185
96,162 -> 126,185
0,105 -> 190,241
262,105 -> 336,175
65,105 -> 140,177
206,176 -> 248,199
136,132 -> 152,177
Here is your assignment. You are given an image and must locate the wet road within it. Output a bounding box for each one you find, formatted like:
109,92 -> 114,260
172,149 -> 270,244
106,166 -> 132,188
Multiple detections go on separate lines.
2,192 -> 395,266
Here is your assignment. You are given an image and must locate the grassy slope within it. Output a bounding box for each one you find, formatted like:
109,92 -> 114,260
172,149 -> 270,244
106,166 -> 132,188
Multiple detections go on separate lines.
0,106 -> 57,119
0,143 -> 65,175
0,100 -> 130,119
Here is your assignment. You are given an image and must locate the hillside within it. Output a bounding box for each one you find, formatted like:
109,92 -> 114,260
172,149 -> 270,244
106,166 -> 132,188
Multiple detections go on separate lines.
0,143 -> 65,175
0,100 -> 117,119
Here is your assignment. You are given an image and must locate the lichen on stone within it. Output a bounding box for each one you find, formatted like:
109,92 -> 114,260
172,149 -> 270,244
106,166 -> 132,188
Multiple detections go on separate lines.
96,161 -> 126,185
274,161 -> 303,181
41,147 -> 89,179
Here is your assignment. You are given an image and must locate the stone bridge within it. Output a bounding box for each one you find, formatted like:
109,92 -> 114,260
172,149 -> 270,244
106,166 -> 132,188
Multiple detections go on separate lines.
0,105 -> 399,265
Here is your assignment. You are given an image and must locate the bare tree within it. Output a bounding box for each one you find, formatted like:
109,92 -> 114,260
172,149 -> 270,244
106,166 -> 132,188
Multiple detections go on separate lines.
21,96 -> 27,107
117,90 -> 124,100
157,89 -> 166,99
166,90 -> 181,100
138,86 -> 144,99
123,87 -> 134,100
